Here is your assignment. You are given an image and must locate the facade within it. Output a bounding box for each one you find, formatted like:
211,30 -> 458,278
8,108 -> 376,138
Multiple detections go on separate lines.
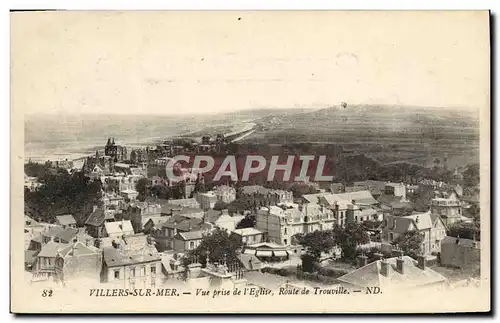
121,202 -> 162,234
384,182 -> 407,199
85,206 -> 115,239
231,228 -> 265,245
169,198 -> 200,209
154,215 -> 213,251
173,231 -> 204,253
205,210 -> 241,232
430,191 -> 464,226
120,189 -> 139,201
196,191 -> 218,210
215,185 -> 237,204
101,245 -> 162,289
255,203 -> 334,246
54,242 -> 102,283
34,242 -> 67,277
381,211 -> 447,254
104,137 -> 128,162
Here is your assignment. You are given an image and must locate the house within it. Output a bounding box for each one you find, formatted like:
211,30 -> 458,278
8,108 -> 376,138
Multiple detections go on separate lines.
377,194 -> 413,216
256,203 -> 334,245
101,244 -> 162,289
55,214 -> 77,229
121,201 -> 162,234
205,210 -> 241,231
384,182 -> 407,199
85,206 -> 115,238
195,191 -> 218,210
120,189 -> 139,201
168,198 -> 200,209
104,220 -> 135,238
337,255 -> 448,291
173,231 -> 205,253
232,228 -> 265,245
34,242 -> 68,277
215,185 -> 237,204
240,185 -> 294,206
330,183 -> 345,194
160,204 -> 204,219
154,215 -> 213,251
40,226 -> 93,245
381,211 -> 447,254
430,191 -> 464,226
440,236 -> 480,269
54,241 -> 102,283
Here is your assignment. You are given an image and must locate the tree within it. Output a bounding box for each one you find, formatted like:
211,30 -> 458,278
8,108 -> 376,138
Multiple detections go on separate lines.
188,228 -> 243,268
463,164 -> 480,187
391,230 -> 424,259
150,184 -> 171,200
135,178 -> 151,201
295,230 -> 337,260
213,201 -> 228,211
235,214 -> 256,229
447,221 -> 480,241
300,254 -> 316,273
24,171 -> 102,224
333,223 -> 370,261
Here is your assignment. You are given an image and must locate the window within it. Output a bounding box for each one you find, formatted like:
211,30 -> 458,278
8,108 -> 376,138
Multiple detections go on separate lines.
355,216 -> 358,222
130,268 -> 136,277
458,209 -> 461,214
151,279 -> 156,289
284,239 -> 287,245
189,241 -> 195,249
114,270 -> 120,279
389,233 -> 394,241
284,228 -> 287,235
151,265 -> 156,274
130,282 -> 135,290
140,266 -> 146,276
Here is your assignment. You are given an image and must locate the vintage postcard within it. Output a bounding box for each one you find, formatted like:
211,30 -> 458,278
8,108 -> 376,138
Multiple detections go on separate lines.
11,11 -> 490,313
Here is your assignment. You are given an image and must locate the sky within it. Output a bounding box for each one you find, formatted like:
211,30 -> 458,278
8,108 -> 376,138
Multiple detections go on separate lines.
11,11 -> 490,115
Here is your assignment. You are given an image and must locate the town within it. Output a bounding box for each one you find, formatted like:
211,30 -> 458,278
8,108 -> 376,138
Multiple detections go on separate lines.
23,135 -> 481,294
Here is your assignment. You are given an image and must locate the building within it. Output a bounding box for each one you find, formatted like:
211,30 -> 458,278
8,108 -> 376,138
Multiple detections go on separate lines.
120,201 -> 162,234
40,226 -> 93,245
240,185 -> 294,207
33,242 -> 68,277
104,137 -> 128,163
173,231 -> 205,254
120,189 -> 139,201
85,206 -> 116,239
169,198 -> 200,209
384,182 -> 407,199
204,210 -> 241,232
337,255 -> 448,291
154,215 -> 213,251
104,220 -> 135,239
231,228 -> 265,245
330,183 -> 345,194
440,236 -> 480,269
101,243 -> 162,289
55,215 -> 77,229
215,185 -> 237,204
430,191 -> 464,226
54,241 -> 102,283
255,203 -> 334,246
195,191 -> 218,210
381,211 -> 447,254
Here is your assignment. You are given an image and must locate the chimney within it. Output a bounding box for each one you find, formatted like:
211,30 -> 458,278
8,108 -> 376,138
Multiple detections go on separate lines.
380,258 -> 390,277
396,256 -> 404,274
417,255 -> 426,270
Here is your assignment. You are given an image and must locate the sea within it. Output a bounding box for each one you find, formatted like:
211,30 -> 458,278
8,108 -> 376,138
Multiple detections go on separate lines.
24,114 -> 208,163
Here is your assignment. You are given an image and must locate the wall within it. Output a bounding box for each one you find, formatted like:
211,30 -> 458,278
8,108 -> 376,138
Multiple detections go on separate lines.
104,260 -> 162,289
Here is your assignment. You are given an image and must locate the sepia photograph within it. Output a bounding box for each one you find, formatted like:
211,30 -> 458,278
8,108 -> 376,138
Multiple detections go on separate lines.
10,10 -> 490,313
